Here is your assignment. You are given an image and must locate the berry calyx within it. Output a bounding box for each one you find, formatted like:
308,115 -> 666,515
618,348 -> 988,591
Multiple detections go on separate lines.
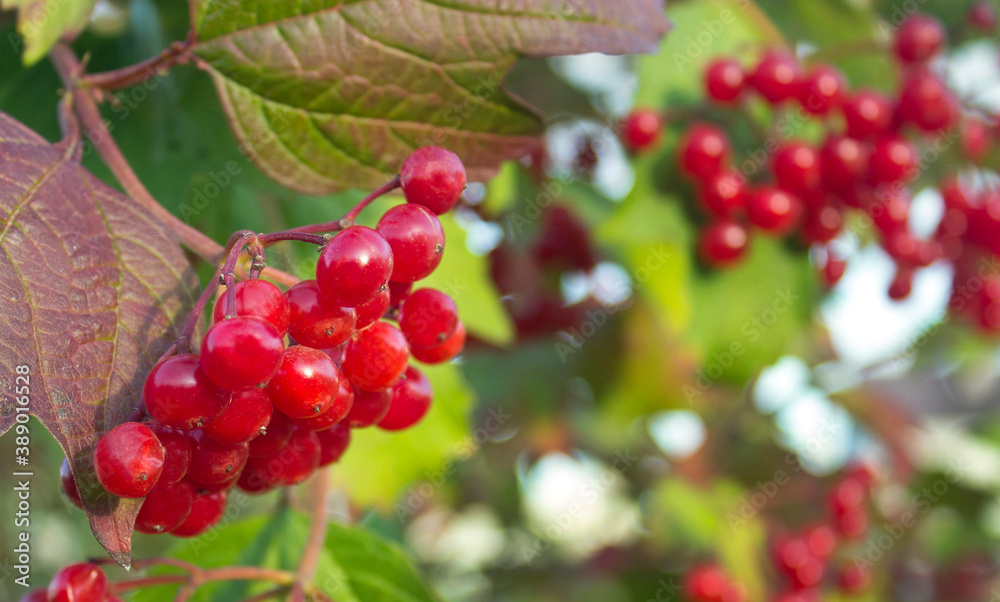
704,58 -> 745,103
200,316 -> 285,391
143,354 -> 231,430
400,146 -> 467,215
267,346 -> 342,418
699,220 -> 750,267
289,377 -> 354,431
379,366 -> 433,431
620,108 -> 664,152
893,14 -> 945,64
248,412 -> 293,458
47,563 -> 109,602
94,422 -> 165,498
316,225 -> 394,308
286,279 -> 357,348
343,322 -> 410,391
376,204 -> 445,283
398,288 -> 459,349
212,278 -> 290,335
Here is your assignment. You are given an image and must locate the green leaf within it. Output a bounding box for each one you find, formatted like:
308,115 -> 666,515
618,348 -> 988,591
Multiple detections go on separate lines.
331,362 -> 473,507
2,0 -> 96,65
135,508 -> 438,601
191,0 -> 670,193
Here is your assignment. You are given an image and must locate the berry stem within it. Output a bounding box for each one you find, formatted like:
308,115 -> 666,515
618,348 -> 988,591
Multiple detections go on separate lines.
290,470 -> 331,602
81,32 -> 195,92
108,565 -> 296,597
287,175 -> 401,234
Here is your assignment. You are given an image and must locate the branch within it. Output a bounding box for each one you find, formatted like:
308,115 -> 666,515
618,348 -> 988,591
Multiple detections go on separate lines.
82,32 -> 196,92
286,176 -> 401,234
289,470 -> 331,602
108,564 -> 296,599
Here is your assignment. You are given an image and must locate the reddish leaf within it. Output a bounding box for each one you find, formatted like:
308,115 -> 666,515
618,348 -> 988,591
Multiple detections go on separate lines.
191,0 -> 671,193
0,112 -> 197,567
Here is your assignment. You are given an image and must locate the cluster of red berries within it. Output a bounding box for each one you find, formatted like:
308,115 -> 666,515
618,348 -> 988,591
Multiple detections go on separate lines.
683,466 -> 876,602
19,563 -> 115,602
60,147 -> 468,538
620,13 -> 1000,315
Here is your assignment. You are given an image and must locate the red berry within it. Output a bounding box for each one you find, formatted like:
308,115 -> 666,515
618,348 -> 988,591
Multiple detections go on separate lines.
398,288 -> 459,349
289,377 -> 354,431
823,255 -> 847,287
896,69 -> 957,132
837,507 -> 869,540
838,564 -> 871,594
888,266 -> 915,300
212,278 -> 290,335
95,422 -> 165,498
268,346 -> 342,418
354,287 -> 391,330
410,320 -> 466,364
699,220 -> 749,267
248,412 -> 293,458
317,225 -> 394,308
134,479 -> 195,534
185,430 -> 249,485
684,565 -> 728,601
143,354 -> 231,430
894,14 -> 945,64
961,118 -> 991,162
797,64 -> 844,115
146,422 -> 192,484
286,279 -> 357,348
400,146 -> 467,215
620,108 -> 664,151
388,280 -> 413,309
804,524 -> 838,558
345,387 -> 393,428
60,457 -> 83,509
171,490 -> 228,537
237,457 -> 278,494
270,427 -> 322,485
379,366 -> 433,431
18,590 -> 47,602
700,170 -> 747,217
746,187 -> 803,234
802,205 -> 843,244
200,316 -> 285,391
773,143 -> 821,194
820,136 -> 868,193
317,423 -> 352,466
870,136 -> 917,184
202,387 -> 273,445
376,204 -> 446,283
343,322 -> 410,391
704,58 -> 745,103
969,1 -> 998,31
47,563 -> 108,602
679,124 -> 730,181
788,556 -> 825,589
748,51 -> 801,104
842,91 -> 893,139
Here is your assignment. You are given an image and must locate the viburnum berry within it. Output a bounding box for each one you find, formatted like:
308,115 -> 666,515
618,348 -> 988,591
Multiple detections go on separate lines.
772,142 -> 821,195
344,387 -> 393,428
268,346 -> 342,418
895,69 -> 957,132
797,64 -> 844,115
888,266 -> 915,300
47,563 -> 109,602
684,565 -> 728,601
376,204 -> 445,283
699,220 -> 749,267
202,387 -> 273,445
60,457 -> 83,509
787,556 -> 825,589
748,51 -> 801,104
838,563 -> 871,593
143,354 -> 231,430
248,411 -> 293,458
212,278 -> 290,335
968,1 -> 998,31
678,124 -> 730,181
343,321 -> 410,391
237,457 -> 279,494
354,287 -> 391,330
893,14 -> 945,64
619,108 -> 663,152
842,90 -> 893,139
410,320 -> 466,364
200,316 -> 285,391
171,490 -> 228,537
400,146 -> 467,215
94,422 -> 165,498
317,423 -> 351,466
746,187 -> 803,234
802,205 -> 843,244
379,366 -> 433,431
146,422 -> 192,484
271,427 -> 322,485
185,430 -> 249,485
134,479 -> 195,534
18,590 -> 48,602
704,58 -> 745,103
316,225 -> 394,308
869,136 -> 917,184
699,170 -> 746,217
961,118 -> 991,162
388,281 -> 413,309
820,135 -> 868,193
289,377 -> 354,431
532,205 -> 598,271
823,255 -> 847,287
286,279 -> 357,348
398,288 -> 459,349
804,523 -> 838,558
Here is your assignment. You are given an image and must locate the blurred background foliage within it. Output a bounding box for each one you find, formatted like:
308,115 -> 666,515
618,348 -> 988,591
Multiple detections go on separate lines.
3,0 -> 1000,600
